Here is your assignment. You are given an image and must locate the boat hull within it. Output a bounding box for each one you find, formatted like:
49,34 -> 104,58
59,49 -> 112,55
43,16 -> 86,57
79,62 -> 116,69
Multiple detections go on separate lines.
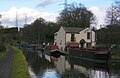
68,48 -> 110,61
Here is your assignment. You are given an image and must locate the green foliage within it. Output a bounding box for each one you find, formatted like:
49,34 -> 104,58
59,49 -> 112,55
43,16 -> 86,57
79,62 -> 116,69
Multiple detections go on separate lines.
111,44 -> 120,59
0,41 -> 6,52
0,46 -> 8,60
46,22 -> 60,42
0,27 -> 18,33
0,27 -> 19,43
10,46 -> 30,78
97,25 -> 120,44
0,25 -> 4,29
57,3 -> 96,28
22,18 -> 48,43
22,18 -> 60,43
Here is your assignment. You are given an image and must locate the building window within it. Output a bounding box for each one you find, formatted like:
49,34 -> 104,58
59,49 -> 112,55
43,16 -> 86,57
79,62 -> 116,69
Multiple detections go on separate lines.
87,32 -> 90,39
71,34 -> 75,42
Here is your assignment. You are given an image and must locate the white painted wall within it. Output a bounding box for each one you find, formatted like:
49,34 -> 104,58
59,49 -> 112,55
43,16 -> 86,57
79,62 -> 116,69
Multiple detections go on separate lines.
66,33 -> 71,43
91,30 -> 96,46
76,28 -> 96,47
54,27 -> 96,50
54,27 -> 66,50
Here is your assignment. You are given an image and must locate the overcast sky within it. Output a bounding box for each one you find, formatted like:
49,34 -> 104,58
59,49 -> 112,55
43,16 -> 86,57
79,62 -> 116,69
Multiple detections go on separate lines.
0,0 -> 114,28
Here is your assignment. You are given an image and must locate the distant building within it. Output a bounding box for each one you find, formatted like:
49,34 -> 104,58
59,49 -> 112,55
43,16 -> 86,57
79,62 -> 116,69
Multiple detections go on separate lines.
54,26 -> 96,50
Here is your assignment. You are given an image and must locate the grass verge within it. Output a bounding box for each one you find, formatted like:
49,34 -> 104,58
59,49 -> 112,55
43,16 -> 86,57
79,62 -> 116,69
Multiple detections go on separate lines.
10,46 -> 30,78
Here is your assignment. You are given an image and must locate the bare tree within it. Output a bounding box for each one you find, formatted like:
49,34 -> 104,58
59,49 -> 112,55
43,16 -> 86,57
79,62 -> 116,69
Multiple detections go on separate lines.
105,0 -> 120,25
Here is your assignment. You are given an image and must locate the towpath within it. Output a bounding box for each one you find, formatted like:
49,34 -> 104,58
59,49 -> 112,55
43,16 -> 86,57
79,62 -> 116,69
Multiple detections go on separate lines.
0,47 -> 14,78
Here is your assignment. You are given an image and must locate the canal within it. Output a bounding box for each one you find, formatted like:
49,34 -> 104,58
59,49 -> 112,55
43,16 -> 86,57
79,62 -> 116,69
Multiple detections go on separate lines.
23,50 -> 120,78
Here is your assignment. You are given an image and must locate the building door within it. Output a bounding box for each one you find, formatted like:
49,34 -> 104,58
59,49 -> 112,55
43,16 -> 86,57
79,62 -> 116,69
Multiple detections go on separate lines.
71,34 -> 75,42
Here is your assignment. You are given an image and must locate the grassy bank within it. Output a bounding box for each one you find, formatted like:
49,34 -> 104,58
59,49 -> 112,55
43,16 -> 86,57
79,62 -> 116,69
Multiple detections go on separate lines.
10,46 -> 30,78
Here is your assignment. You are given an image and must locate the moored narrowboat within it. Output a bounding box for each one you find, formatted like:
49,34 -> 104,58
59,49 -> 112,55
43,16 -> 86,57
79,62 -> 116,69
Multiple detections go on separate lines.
43,44 -> 68,58
67,43 -> 115,61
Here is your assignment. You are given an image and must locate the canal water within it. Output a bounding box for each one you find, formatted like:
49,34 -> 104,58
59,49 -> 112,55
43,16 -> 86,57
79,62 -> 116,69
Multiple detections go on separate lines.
24,51 -> 120,78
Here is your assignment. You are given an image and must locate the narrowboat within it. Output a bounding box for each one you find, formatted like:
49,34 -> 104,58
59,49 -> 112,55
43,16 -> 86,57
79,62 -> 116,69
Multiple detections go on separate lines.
66,43 -> 115,61
43,44 -> 68,58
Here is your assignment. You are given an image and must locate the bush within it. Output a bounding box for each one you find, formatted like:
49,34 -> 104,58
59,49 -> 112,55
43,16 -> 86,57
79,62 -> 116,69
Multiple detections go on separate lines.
0,41 -> 6,52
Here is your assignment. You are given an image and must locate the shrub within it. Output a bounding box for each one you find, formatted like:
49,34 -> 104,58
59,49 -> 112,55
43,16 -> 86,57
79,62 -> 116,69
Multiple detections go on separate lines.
0,41 -> 6,52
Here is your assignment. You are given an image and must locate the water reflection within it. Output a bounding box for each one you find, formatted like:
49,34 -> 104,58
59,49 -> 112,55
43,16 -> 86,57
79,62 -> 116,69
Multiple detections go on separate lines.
56,55 -> 120,78
24,51 -> 120,78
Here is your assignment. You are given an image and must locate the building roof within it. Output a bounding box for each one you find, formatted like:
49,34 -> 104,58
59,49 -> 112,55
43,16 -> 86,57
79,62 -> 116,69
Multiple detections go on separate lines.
63,27 -> 84,33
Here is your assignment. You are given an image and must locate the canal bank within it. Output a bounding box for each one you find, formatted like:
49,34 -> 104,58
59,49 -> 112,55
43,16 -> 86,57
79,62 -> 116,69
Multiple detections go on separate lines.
10,46 -> 30,78
0,46 -> 30,78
